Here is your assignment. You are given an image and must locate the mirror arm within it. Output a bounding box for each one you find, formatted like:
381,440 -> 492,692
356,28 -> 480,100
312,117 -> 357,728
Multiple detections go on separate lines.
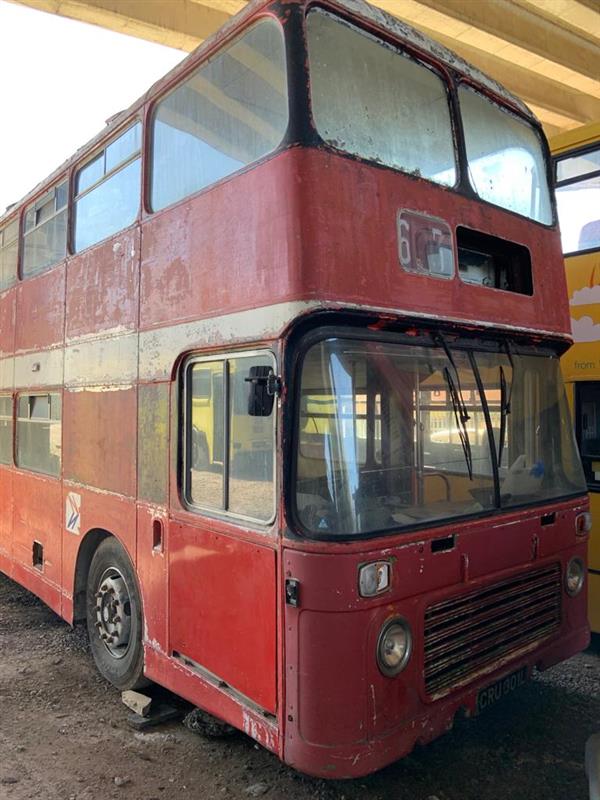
245,372 -> 282,397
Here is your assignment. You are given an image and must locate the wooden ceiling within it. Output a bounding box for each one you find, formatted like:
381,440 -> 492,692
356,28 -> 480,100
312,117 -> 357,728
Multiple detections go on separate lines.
7,0 -> 600,136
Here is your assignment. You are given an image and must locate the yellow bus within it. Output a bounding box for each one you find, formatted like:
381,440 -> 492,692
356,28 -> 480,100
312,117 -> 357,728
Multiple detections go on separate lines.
552,122 -> 600,633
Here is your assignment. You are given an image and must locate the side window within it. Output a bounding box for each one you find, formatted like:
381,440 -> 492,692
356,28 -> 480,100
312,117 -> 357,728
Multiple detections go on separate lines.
555,146 -> 600,254
185,353 -> 275,522
0,218 -> 19,291
23,180 -> 68,278
0,395 -> 13,465
576,381 -> 600,489
74,122 -> 142,252
16,393 -> 62,477
151,18 -> 288,211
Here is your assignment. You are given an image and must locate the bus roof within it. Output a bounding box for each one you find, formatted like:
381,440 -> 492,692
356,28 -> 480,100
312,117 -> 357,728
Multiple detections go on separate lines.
1,0 -> 536,226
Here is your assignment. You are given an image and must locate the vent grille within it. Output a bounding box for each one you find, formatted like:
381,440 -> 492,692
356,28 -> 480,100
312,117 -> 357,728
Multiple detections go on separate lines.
424,564 -> 561,696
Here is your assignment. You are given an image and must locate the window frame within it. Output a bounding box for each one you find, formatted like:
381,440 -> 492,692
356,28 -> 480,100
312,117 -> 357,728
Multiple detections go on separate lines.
72,120 -> 143,254
148,14 -> 290,215
304,6 -> 460,192
181,348 -> 278,527
457,81 -> 554,227
0,393 -> 13,466
15,390 -> 62,478
554,141 -> 600,257
0,215 -> 20,292
286,322 -> 585,542
21,178 -> 68,279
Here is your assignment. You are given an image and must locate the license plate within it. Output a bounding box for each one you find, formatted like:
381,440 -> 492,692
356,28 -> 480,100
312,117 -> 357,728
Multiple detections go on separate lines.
476,666 -> 528,714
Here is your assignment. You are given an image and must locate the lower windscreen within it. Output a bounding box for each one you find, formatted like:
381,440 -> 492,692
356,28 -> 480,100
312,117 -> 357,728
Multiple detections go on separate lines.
295,336 -> 585,537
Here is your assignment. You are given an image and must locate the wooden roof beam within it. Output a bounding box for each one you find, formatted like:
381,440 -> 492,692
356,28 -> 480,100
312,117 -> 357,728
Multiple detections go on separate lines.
413,0 -> 599,81
510,0 -> 600,45
4,0 -> 229,51
408,26 -> 600,127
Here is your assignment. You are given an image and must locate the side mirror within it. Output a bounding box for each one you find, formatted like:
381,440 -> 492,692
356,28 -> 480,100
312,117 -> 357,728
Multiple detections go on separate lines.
246,366 -> 280,417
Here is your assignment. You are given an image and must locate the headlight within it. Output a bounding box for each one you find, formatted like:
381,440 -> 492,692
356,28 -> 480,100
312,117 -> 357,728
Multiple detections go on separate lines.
565,557 -> 585,597
377,618 -> 412,677
359,561 -> 390,597
576,512 -> 592,535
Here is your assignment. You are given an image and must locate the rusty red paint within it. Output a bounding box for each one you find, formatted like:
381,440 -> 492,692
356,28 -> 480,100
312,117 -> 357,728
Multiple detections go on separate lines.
16,267 -> 65,352
66,228 -> 140,340
169,521 -> 278,714
0,291 -> 15,357
63,388 -> 137,497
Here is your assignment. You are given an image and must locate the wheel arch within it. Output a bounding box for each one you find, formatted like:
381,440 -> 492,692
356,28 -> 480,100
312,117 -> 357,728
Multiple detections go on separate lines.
73,528 -> 119,622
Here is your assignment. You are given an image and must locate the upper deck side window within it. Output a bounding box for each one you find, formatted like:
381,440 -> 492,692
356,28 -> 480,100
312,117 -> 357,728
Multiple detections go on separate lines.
74,122 -> 142,252
306,10 -> 456,188
554,146 -> 600,255
459,86 -> 552,225
150,17 -> 289,212
23,181 -> 68,278
0,218 -> 19,292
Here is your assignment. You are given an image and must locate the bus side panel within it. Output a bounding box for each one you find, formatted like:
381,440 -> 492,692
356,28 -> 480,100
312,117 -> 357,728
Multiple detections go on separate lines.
136,503 -> 168,654
590,572 -> 600,633
11,470 -> 62,615
61,485 -> 138,622
62,388 -> 137,497
139,153 -> 301,331
0,465 -> 13,568
15,265 -> 65,353
0,288 -> 15,356
561,248 -> 600,632
65,228 -> 140,340
169,522 -> 278,715
589,491 -> 600,632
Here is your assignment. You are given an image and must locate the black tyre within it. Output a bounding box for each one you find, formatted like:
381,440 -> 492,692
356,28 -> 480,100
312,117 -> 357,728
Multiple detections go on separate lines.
86,537 -> 147,691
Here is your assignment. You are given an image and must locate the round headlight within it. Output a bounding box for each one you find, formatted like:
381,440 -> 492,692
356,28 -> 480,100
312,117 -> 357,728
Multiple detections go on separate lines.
565,557 -> 585,597
377,618 -> 412,677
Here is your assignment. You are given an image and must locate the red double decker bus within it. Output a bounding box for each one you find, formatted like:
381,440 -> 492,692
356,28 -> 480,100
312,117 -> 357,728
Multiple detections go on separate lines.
0,0 -> 590,778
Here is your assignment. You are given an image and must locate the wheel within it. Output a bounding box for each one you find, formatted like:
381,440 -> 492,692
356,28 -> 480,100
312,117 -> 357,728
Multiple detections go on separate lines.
86,537 -> 147,691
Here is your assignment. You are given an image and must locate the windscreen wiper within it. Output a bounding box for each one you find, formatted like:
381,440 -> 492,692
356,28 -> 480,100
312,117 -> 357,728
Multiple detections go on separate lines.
497,344 -> 514,469
498,366 -> 508,469
443,366 -> 473,480
435,334 -> 473,479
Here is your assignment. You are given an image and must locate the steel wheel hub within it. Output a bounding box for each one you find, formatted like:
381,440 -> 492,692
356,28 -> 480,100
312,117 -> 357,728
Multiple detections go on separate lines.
95,568 -> 132,659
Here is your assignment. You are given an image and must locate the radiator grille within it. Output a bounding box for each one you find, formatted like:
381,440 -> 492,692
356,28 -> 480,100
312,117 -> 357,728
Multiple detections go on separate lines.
424,563 -> 561,696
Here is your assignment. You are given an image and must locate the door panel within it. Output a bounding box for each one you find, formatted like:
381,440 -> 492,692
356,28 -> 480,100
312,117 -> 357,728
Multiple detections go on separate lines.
169,521 -> 277,714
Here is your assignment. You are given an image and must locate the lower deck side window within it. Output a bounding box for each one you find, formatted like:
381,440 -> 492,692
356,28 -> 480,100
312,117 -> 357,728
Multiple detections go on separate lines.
16,393 -> 62,477
0,395 -> 13,465
184,352 -> 276,523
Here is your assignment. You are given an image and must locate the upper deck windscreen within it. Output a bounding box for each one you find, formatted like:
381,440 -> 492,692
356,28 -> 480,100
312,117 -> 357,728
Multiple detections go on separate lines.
307,10 -> 456,187
307,9 -> 552,225
459,86 -> 552,225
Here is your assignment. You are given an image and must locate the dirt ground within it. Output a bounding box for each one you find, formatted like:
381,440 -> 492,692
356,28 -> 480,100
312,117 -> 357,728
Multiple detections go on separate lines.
0,572 -> 598,800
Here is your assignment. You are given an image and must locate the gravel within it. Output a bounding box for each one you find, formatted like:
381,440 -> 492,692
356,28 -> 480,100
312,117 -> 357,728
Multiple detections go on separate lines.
0,571 -> 598,800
